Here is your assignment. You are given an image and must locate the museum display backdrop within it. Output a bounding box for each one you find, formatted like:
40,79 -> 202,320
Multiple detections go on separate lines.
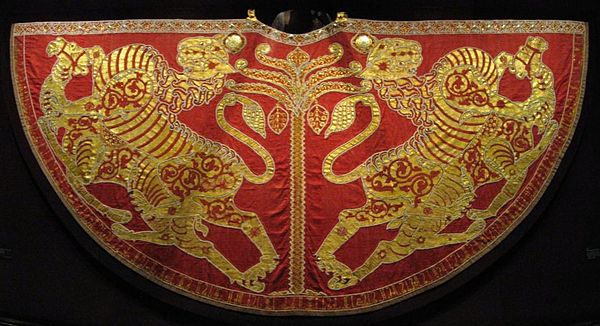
10,14 -> 587,315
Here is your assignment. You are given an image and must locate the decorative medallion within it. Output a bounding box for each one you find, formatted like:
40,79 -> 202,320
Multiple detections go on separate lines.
10,16 -> 587,314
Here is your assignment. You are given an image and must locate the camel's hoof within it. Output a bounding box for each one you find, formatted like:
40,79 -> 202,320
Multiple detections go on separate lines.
327,274 -> 358,290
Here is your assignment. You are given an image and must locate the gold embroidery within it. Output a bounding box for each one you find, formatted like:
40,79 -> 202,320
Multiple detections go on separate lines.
360,37 -> 422,80
11,17 -> 587,314
228,41 -> 369,294
39,36 -> 278,292
322,94 -> 381,185
306,103 -> 329,135
289,114 -> 306,294
177,35 -> 235,79
267,104 -> 289,135
351,33 -> 375,54
12,20 -> 586,46
230,43 -> 368,117
240,94 -> 267,138
325,95 -> 358,137
317,36 -> 558,290
223,33 -> 247,54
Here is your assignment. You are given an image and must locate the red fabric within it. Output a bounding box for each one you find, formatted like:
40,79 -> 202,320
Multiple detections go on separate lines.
11,22 -> 587,314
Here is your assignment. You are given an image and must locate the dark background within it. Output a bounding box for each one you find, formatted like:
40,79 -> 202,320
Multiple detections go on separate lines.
1,1 -> 599,325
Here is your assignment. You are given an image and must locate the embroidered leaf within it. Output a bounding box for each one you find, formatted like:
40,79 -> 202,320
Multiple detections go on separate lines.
267,104 -> 289,135
324,97 -> 358,138
287,47 -> 310,66
307,104 -> 329,135
241,100 -> 267,138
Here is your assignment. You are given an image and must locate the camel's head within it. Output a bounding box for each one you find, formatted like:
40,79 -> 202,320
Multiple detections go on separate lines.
46,37 -> 99,79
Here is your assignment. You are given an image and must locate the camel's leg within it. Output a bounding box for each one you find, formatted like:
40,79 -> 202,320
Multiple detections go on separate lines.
111,218 -> 174,244
468,121 -> 557,220
122,158 -> 263,290
344,218 -> 485,290
112,214 -> 254,291
316,197 -> 404,289
200,197 -> 279,293
323,214 -> 422,290
172,218 -> 250,291
184,240 -> 249,290
238,213 -> 279,291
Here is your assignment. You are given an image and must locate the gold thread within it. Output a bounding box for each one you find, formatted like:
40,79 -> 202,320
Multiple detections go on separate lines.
12,19 -> 586,46
10,20 -> 588,315
289,114 -> 306,294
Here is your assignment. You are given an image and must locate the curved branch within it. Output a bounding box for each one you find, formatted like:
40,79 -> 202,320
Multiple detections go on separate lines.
309,81 -> 371,99
302,43 -> 344,75
306,65 -> 361,90
238,67 -> 293,91
227,82 -> 293,109
254,44 -> 296,77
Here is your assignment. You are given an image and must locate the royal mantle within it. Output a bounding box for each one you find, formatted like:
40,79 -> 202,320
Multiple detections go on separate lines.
10,17 -> 587,314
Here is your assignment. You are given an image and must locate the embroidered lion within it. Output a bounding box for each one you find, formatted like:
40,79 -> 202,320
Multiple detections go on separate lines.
39,36 -> 278,292
316,36 -> 558,290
